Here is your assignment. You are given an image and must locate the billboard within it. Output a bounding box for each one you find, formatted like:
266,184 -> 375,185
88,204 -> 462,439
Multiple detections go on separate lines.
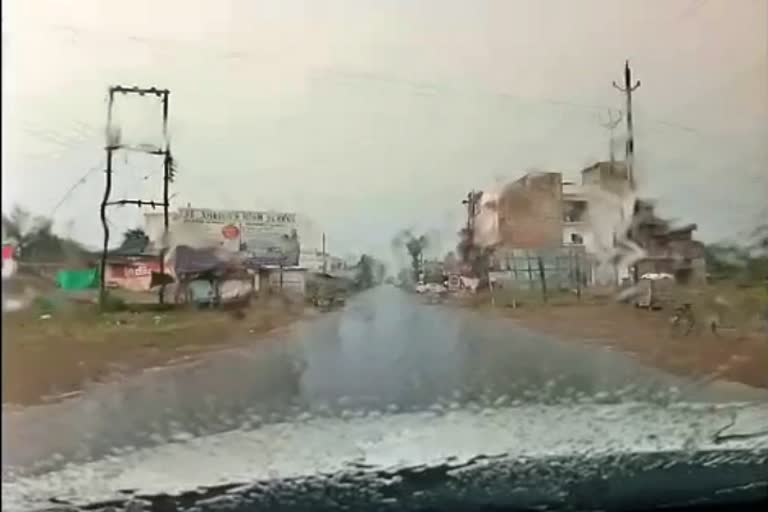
175,208 -> 299,265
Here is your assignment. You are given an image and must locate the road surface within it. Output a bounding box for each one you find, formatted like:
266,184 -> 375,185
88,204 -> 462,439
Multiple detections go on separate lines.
3,286 -> 766,486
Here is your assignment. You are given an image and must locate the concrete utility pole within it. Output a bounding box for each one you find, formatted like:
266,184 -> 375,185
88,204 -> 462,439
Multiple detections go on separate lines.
461,190 -> 479,263
99,85 -> 173,308
322,232 -> 327,273
599,109 -> 623,165
612,60 -> 641,189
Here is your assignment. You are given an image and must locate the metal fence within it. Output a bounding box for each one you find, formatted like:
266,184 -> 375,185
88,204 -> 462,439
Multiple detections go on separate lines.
489,247 -> 590,296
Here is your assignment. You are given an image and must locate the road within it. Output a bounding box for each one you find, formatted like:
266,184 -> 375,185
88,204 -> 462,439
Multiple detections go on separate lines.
3,286 -> 767,486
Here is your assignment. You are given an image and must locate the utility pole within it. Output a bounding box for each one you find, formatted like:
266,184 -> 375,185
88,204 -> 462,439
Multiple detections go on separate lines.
461,191 -> 475,266
462,190 -> 480,240
599,109 -> 623,166
99,85 -> 173,308
322,232 -> 327,273
461,190 -> 482,277
612,60 -> 641,189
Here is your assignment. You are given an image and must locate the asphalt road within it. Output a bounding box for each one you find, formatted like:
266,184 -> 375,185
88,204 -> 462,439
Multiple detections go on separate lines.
3,286 -> 766,476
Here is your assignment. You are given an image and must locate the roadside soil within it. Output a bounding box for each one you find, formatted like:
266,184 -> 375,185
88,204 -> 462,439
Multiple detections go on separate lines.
2,298 -> 307,406
457,291 -> 768,390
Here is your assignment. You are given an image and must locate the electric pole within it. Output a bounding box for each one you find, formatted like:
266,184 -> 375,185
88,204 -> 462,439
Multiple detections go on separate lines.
461,190 -> 480,268
322,232 -> 327,273
612,60 -> 641,189
99,85 -> 173,308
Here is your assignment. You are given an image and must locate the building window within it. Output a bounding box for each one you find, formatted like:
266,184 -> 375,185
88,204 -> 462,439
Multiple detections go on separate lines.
571,233 -> 584,244
563,200 -> 588,222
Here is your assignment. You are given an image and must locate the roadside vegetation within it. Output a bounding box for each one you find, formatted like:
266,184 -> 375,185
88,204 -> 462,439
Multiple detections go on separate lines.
3,208 -> 387,405
448,225 -> 768,390
2,296 -> 305,406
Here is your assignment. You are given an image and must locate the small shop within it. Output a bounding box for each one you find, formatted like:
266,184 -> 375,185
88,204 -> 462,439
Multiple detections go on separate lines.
105,256 -> 164,292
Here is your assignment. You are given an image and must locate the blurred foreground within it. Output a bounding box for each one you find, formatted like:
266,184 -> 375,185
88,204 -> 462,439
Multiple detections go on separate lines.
2,294 -> 304,406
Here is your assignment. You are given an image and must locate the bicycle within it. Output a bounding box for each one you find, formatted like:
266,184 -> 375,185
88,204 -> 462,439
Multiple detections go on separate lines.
669,302 -> 696,337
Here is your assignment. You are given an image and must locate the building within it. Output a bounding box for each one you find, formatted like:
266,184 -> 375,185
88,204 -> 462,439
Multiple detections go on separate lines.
581,161 -> 632,197
259,266 -> 307,297
471,162 -> 635,286
494,171 -> 564,249
627,200 -> 707,284
299,250 -> 347,274
104,254 -> 162,292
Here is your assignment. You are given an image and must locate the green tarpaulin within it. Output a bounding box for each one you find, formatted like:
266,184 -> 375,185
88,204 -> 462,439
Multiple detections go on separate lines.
56,269 -> 99,290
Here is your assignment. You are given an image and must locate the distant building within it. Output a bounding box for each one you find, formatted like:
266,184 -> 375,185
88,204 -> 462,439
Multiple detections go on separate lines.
259,266 -> 307,297
627,200 -> 706,284
580,161 -> 632,197
494,171 -> 564,249
470,162 -> 638,286
299,250 -> 347,273
104,254 -> 161,292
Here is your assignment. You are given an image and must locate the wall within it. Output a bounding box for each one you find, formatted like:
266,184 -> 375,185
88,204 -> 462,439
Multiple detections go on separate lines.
263,267 -> 307,296
105,259 -> 161,291
581,161 -> 631,197
299,251 -> 325,272
496,172 -> 563,249
219,277 -> 256,301
490,247 -> 591,291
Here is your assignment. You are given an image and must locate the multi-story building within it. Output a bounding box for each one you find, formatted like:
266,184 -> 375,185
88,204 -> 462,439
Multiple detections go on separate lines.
473,160 -> 705,286
472,162 -> 635,286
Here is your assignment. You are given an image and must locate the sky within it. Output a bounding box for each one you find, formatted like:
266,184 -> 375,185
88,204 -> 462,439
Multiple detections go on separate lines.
2,0 -> 767,262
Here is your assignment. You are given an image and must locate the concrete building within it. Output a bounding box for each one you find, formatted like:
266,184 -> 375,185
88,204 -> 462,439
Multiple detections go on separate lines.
472,162 -> 635,286
104,254 -> 161,292
494,171 -> 564,249
299,250 -> 347,274
627,200 -> 707,284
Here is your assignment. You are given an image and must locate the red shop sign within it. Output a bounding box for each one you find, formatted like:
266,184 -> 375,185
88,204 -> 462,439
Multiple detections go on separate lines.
221,224 -> 240,240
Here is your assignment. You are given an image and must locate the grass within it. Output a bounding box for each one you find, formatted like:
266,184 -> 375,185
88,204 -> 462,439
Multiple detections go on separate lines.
2,296 -> 306,405
452,280 -> 768,390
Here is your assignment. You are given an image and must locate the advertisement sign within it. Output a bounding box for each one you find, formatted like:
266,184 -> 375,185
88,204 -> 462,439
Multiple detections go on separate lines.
178,208 -> 296,227
176,208 -> 299,264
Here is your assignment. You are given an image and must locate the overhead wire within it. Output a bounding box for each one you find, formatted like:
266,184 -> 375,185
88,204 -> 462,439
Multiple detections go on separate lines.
49,161 -> 105,218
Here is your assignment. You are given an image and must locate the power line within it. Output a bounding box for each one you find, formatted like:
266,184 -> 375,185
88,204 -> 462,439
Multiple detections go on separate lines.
49,162 -> 105,218
599,109 -> 623,163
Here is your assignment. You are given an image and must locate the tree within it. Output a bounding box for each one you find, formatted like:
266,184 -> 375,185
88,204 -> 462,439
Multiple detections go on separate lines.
2,206 -> 85,262
705,237 -> 768,284
393,230 -> 429,283
2,206 -> 48,246
457,227 -> 492,281
354,254 -> 375,290
751,224 -> 767,254
115,228 -> 150,255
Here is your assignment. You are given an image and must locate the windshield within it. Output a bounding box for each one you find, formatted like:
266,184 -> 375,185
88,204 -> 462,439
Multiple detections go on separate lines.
2,1 -> 767,511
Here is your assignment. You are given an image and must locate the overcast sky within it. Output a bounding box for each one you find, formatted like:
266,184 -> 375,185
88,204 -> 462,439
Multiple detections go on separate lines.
3,0 -> 767,260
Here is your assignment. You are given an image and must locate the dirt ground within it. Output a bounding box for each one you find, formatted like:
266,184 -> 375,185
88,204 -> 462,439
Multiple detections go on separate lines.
2,298 -> 307,406
462,288 -> 768,390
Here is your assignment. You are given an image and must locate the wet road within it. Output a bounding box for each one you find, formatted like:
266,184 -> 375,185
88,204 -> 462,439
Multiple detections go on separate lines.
3,286 -> 766,474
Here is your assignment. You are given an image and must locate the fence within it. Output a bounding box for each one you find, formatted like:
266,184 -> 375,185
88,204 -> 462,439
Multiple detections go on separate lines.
488,247 -> 591,303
